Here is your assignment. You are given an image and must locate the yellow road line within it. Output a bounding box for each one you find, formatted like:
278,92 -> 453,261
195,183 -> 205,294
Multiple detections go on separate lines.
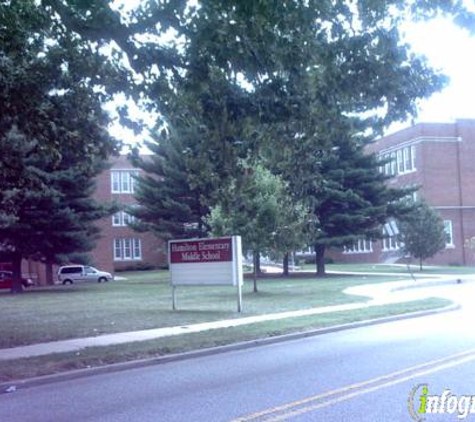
231,347 -> 475,422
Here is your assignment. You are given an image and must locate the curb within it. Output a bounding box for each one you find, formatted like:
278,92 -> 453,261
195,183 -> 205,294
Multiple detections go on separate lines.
0,302 -> 460,395
390,277 -> 467,292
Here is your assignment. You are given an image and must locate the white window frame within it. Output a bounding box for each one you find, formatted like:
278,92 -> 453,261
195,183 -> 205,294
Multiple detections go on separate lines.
111,170 -> 140,194
382,227 -> 401,251
133,239 -> 142,260
112,212 -> 122,226
384,154 -> 391,176
403,147 -> 410,172
123,239 -> 132,259
122,172 -> 131,193
130,170 -> 140,193
410,145 -> 416,170
113,238 -> 143,261
343,238 -> 373,254
112,211 -> 135,227
111,171 -> 121,193
397,149 -> 404,173
382,146 -> 417,176
390,152 -> 396,176
123,212 -> 132,226
113,239 -> 122,260
444,220 -> 454,248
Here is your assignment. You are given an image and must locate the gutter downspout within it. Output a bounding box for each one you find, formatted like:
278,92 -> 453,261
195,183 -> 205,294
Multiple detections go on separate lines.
455,123 -> 467,265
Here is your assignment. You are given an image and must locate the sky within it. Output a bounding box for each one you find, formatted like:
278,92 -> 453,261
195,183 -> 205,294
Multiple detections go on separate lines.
402,17 -> 475,126
111,12 -> 475,151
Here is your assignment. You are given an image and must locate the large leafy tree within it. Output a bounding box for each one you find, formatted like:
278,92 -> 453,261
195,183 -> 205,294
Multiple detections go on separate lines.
399,201 -> 447,270
5,0 -> 474,289
44,0 -> 474,167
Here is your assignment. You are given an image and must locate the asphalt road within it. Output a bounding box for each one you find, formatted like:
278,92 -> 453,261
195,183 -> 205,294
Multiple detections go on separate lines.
2,282 -> 475,422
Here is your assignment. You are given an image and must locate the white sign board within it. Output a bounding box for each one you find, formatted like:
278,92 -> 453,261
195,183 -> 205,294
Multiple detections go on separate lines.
168,236 -> 243,311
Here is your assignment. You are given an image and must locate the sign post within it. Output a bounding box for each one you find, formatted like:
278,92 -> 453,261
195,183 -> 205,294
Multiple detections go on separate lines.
172,285 -> 177,311
168,236 -> 243,312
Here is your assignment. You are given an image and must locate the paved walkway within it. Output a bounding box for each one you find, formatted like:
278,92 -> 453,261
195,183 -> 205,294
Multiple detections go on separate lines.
0,273 -> 469,361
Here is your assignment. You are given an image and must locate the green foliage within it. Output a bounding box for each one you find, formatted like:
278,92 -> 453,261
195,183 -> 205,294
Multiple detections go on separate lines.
0,127 -> 116,266
0,0 -> 120,291
306,135 -> 417,275
399,201 -> 447,269
207,163 -> 310,256
4,0 -> 474,287
318,138 -> 415,243
0,1 -> 121,164
45,0 -> 473,184
130,131 -> 211,240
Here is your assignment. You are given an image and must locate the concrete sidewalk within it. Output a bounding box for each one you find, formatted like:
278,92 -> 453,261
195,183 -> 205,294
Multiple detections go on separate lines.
0,273 -> 468,362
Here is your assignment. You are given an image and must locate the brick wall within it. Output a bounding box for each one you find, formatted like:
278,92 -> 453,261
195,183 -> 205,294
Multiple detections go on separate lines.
334,119 -> 475,266
93,155 -> 167,274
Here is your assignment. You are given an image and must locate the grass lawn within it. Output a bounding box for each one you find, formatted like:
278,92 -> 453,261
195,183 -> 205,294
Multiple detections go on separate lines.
0,270 -> 414,349
0,297 -> 451,382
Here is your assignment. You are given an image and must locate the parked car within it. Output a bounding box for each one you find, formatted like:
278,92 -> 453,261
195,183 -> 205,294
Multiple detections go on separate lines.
0,271 -> 34,289
57,265 -> 114,285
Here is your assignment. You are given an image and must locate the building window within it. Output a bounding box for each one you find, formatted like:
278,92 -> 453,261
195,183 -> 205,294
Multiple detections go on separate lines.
121,173 -> 130,192
397,149 -> 404,173
390,152 -> 397,176
402,185 -> 418,203
380,145 -> 416,176
112,211 -> 136,227
123,239 -> 132,259
411,145 -> 417,170
403,147 -> 410,171
343,239 -> 373,254
111,170 -> 140,194
113,238 -> 143,261
112,213 -> 121,226
382,225 -> 403,251
384,154 -> 391,176
111,171 -> 121,193
113,239 -> 122,260
133,239 -> 142,260
444,220 -> 454,247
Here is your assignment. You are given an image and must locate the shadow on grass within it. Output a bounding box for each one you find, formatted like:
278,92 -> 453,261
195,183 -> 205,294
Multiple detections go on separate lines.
159,309 -> 235,317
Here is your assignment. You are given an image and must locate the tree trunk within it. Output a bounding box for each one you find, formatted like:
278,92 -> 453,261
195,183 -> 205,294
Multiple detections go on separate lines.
10,252 -> 23,294
46,261 -> 55,285
419,258 -> 423,271
315,244 -> 326,277
283,252 -> 289,276
255,251 -> 261,274
253,251 -> 259,293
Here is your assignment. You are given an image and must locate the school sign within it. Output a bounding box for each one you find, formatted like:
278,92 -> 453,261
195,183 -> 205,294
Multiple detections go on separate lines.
168,236 -> 243,311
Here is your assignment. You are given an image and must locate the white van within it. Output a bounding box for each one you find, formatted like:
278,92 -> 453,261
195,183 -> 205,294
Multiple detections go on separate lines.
57,265 -> 113,285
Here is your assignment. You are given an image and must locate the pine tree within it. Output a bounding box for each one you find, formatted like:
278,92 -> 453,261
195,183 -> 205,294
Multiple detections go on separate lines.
38,162 -> 116,284
309,135 -> 416,276
130,131 -> 211,241
0,2 -> 119,291
0,129 -> 116,290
